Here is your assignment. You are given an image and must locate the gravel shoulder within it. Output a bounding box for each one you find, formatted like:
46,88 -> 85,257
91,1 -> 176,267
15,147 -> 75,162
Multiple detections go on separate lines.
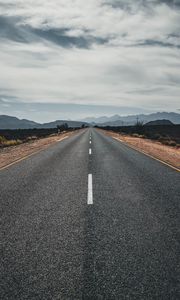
102,129 -> 180,170
0,131 -> 77,169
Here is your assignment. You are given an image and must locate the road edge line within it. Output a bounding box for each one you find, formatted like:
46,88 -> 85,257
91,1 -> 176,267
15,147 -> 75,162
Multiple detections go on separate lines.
113,136 -> 180,173
0,136 -> 69,171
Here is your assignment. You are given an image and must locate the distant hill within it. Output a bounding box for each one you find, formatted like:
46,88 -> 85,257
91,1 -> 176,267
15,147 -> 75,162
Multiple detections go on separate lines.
0,115 -> 39,129
0,115 -> 87,129
81,114 -> 121,124
1,112 -> 179,129
145,119 -> 174,126
95,112 -> 180,126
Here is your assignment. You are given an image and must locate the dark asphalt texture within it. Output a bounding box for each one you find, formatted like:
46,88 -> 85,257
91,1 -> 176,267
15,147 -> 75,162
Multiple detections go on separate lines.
0,128 -> 179,299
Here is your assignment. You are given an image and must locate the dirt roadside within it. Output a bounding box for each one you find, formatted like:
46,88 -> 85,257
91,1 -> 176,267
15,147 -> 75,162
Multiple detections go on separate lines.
0,130 -> 79,169
101,129 -> 180,170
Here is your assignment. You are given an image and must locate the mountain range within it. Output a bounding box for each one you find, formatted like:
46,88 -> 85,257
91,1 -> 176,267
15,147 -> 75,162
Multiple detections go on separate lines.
0,112 -> 180,129
0,115 -> 87,129
81,112 -> 180,126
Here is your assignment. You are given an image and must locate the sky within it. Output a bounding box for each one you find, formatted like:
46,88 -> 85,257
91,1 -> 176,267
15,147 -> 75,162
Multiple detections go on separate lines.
0,0 -> 180,122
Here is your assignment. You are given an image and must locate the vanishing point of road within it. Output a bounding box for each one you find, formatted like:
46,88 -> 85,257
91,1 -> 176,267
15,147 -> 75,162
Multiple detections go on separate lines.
0,129 -> 179,299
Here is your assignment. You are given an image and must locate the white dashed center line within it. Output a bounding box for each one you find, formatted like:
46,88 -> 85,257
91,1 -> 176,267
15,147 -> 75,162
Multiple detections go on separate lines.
87,174 -> 93,205
89,148 -> 92,155
89,140 -> 92,144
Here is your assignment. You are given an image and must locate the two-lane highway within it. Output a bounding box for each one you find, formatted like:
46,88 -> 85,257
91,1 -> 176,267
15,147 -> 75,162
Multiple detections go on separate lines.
0,128 -> 179,299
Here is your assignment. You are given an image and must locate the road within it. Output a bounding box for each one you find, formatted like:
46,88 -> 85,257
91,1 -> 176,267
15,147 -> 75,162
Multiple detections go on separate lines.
0,128 -> 179,299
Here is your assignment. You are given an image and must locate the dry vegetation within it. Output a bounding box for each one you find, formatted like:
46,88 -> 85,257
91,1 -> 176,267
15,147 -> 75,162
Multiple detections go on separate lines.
0,136 -> 22,147
96,124 -> 180,147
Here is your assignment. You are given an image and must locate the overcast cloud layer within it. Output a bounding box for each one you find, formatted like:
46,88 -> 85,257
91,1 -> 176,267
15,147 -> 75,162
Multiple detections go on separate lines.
0,0 -> 180,121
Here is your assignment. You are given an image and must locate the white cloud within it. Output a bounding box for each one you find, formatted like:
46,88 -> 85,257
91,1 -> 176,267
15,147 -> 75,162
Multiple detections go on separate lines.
0,0 -> 180,117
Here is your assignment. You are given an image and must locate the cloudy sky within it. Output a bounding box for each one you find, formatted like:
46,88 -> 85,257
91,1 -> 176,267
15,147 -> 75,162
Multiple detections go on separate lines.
0,0 -> 180,122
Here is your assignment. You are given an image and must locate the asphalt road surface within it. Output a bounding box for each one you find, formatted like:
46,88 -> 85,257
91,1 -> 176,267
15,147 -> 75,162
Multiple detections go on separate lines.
0,128 -> 179,300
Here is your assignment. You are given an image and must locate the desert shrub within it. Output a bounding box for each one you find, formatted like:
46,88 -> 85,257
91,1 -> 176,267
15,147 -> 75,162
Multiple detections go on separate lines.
3,139 -> 22,147
131,133 -> 146,138
132,133 -> 140,138
25,136 -> 37,141
158,136 -> 169,142
1,139 -> 22,147
0,135 -> 7,144
161,140 -> 177,147
158,137 -> 177,147
167,140 -> 177,147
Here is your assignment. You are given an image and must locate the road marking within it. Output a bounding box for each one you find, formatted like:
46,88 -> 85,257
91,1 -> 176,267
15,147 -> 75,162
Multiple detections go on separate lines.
113,137 -> 180,173
0,136 -> 69,171
89,140 -> 92,144
89,148 -> 92,155
87,174 -> 93,205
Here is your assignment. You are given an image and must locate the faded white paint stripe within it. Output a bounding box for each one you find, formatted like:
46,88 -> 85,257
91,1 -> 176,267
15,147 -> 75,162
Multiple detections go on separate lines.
89,148 -> 92,155
87,174 -> 93,205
